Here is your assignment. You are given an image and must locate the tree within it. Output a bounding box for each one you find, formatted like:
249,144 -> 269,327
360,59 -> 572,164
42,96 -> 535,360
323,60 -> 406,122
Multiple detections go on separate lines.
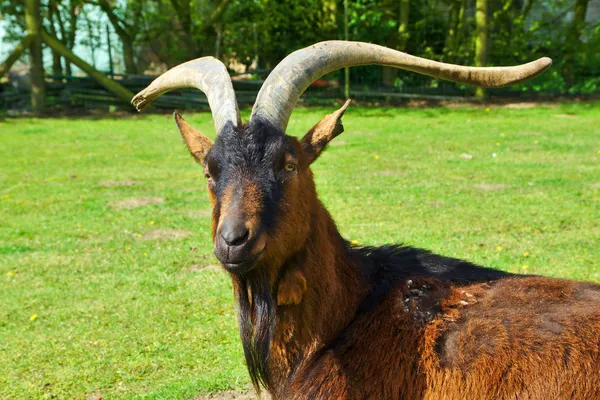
398,0 -> 410,51
25,0 -> 45,114
443,0 -> 466,63
564,0 -> 590,86
169,0 -> 233,60
384,0 -> 409,86
41,29 -> 135,103
47,1 -> 63,75
84,0 -> 142,74
46,0 -> 81,76
0,35 -> 32,80
474,0 -> 488,98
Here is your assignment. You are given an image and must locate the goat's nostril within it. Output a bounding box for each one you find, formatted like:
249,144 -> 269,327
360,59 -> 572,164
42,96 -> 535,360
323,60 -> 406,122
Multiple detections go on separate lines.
220,222 -> 250,246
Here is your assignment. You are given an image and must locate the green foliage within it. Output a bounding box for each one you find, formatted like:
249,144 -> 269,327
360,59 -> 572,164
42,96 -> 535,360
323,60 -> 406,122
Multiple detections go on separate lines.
0,1 -> 27,41
2,0 -> 599,94
1,104 -> 599,398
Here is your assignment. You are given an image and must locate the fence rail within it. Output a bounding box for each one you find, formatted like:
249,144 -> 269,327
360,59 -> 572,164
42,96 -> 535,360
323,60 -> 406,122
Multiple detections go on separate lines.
0,73 -> 580,113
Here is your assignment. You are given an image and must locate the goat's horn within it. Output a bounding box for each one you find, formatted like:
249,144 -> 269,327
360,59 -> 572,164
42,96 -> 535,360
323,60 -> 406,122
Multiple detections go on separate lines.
250,41 -> 552,132
132,57 -> 241,133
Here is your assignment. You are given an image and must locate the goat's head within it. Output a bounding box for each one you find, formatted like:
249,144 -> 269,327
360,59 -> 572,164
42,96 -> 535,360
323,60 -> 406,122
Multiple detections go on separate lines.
133,42 -> 551,276
171,108 -> 336,275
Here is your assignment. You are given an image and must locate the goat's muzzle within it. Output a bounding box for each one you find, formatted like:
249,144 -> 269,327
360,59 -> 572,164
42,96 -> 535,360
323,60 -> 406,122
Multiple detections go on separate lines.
215,214 -> 266,273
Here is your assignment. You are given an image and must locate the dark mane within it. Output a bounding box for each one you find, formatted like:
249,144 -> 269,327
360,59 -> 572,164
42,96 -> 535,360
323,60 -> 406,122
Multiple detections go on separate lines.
351,244 -> 515,314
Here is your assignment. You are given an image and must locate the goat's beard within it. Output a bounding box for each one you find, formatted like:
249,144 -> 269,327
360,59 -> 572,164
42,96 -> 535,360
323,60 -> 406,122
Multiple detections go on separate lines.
232,268 -> 279,393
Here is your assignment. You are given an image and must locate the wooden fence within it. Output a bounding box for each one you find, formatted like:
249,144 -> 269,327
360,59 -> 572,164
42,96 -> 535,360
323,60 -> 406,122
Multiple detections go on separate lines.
0,74 -> 267,111
1,72 -> 564,113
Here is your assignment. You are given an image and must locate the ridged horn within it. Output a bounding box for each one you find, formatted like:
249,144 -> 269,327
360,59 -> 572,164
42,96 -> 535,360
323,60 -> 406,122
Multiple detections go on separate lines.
250,41 -> 552,132
132,57 -> 240,133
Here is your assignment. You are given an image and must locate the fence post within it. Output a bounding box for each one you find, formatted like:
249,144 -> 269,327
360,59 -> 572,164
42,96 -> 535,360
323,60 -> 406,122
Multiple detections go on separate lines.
344,0 -> 349,99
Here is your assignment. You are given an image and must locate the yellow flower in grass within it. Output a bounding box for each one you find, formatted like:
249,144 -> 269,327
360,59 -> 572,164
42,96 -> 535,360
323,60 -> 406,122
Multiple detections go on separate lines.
523,252 -> 530,257
485,108 -> 491,112
6,271 -> 15,277
522,264 -> 529,271
350,240 -> 359,245
30,314 -> 37,321
496,246 -> 503,252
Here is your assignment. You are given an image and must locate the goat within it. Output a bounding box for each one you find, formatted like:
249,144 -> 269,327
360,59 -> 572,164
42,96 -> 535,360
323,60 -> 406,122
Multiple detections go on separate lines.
132,41 -> 600,399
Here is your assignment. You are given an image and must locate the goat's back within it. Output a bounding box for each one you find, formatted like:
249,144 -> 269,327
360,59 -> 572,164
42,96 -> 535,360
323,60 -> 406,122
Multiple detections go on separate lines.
284,275 -> 600,399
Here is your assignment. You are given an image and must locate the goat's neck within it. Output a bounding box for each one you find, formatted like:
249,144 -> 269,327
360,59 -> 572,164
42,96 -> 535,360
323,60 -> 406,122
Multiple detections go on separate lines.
270,199 -> 368,385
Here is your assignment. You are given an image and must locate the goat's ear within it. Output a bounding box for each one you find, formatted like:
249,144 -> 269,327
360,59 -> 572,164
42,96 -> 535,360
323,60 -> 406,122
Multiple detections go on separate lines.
174,112 -> 213,164
300,99 -> 351,164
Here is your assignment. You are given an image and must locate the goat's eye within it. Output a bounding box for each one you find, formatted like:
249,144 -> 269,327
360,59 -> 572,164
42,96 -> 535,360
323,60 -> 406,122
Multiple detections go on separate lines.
284,163 -> 296,172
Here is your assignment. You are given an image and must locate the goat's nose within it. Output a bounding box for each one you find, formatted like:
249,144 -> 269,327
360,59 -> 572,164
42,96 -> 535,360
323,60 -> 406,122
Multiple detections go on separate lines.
220,219 -> 249,246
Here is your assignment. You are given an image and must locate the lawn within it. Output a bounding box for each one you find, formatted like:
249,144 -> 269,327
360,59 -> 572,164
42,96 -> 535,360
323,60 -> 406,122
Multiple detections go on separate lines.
1,102 -> 599,399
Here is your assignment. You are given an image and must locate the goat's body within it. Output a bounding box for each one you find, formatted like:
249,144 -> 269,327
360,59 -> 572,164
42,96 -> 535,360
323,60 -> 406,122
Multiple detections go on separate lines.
277,246 -> 600,399
136,39 -> 561,399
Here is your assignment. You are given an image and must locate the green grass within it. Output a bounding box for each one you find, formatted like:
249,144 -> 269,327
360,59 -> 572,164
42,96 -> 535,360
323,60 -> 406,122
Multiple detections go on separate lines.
1,103 -> 599,399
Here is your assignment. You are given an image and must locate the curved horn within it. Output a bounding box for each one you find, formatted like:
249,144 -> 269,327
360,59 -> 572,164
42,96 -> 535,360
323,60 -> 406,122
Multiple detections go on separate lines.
251,41 -> 552,132
132,57 -> 240,133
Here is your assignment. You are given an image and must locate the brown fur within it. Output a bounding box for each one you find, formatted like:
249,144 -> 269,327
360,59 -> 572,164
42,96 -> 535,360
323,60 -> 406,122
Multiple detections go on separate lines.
283,277 -> 600,399
175,107 -> 600,399
174,112 -> 213,164
277,268 -> 307,306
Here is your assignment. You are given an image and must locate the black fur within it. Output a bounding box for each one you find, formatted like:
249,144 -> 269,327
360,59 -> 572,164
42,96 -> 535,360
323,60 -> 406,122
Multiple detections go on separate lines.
351,244 -> 514,315
233,269 -> 277,393
207,119 -> 295,232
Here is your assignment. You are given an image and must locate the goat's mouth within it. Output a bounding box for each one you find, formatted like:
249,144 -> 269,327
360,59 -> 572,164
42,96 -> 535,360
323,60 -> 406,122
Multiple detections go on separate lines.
216,233 -> 267,274
222,256 -> 261,273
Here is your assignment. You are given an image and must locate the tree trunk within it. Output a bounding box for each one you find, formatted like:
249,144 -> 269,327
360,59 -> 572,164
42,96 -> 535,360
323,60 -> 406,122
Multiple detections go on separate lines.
344,0 -> 349,99
474,0 -> 488,99
106,25 -> 114,77
170,0 -> 198,56
96,0 -> 139,74
568,0 -> 589,47
121,39 -> 138,74
215,23 -> 222,59
25,0 -> 45,115
41,30 -> 135,104
83,8 -> 97,68
398,0 -> 410,51
207,0 -> 233,27
48,3 -> 64,76
444,1 -> 461,62
65,3 -> 78,75
0,35 -> 32,80
53,1 -> 71,75
383,0 -> 410,86
564,0 -> 590,87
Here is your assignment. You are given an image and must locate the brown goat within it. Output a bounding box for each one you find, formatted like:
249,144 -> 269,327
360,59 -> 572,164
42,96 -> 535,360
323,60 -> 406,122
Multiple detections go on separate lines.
133,42 -> 600,399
